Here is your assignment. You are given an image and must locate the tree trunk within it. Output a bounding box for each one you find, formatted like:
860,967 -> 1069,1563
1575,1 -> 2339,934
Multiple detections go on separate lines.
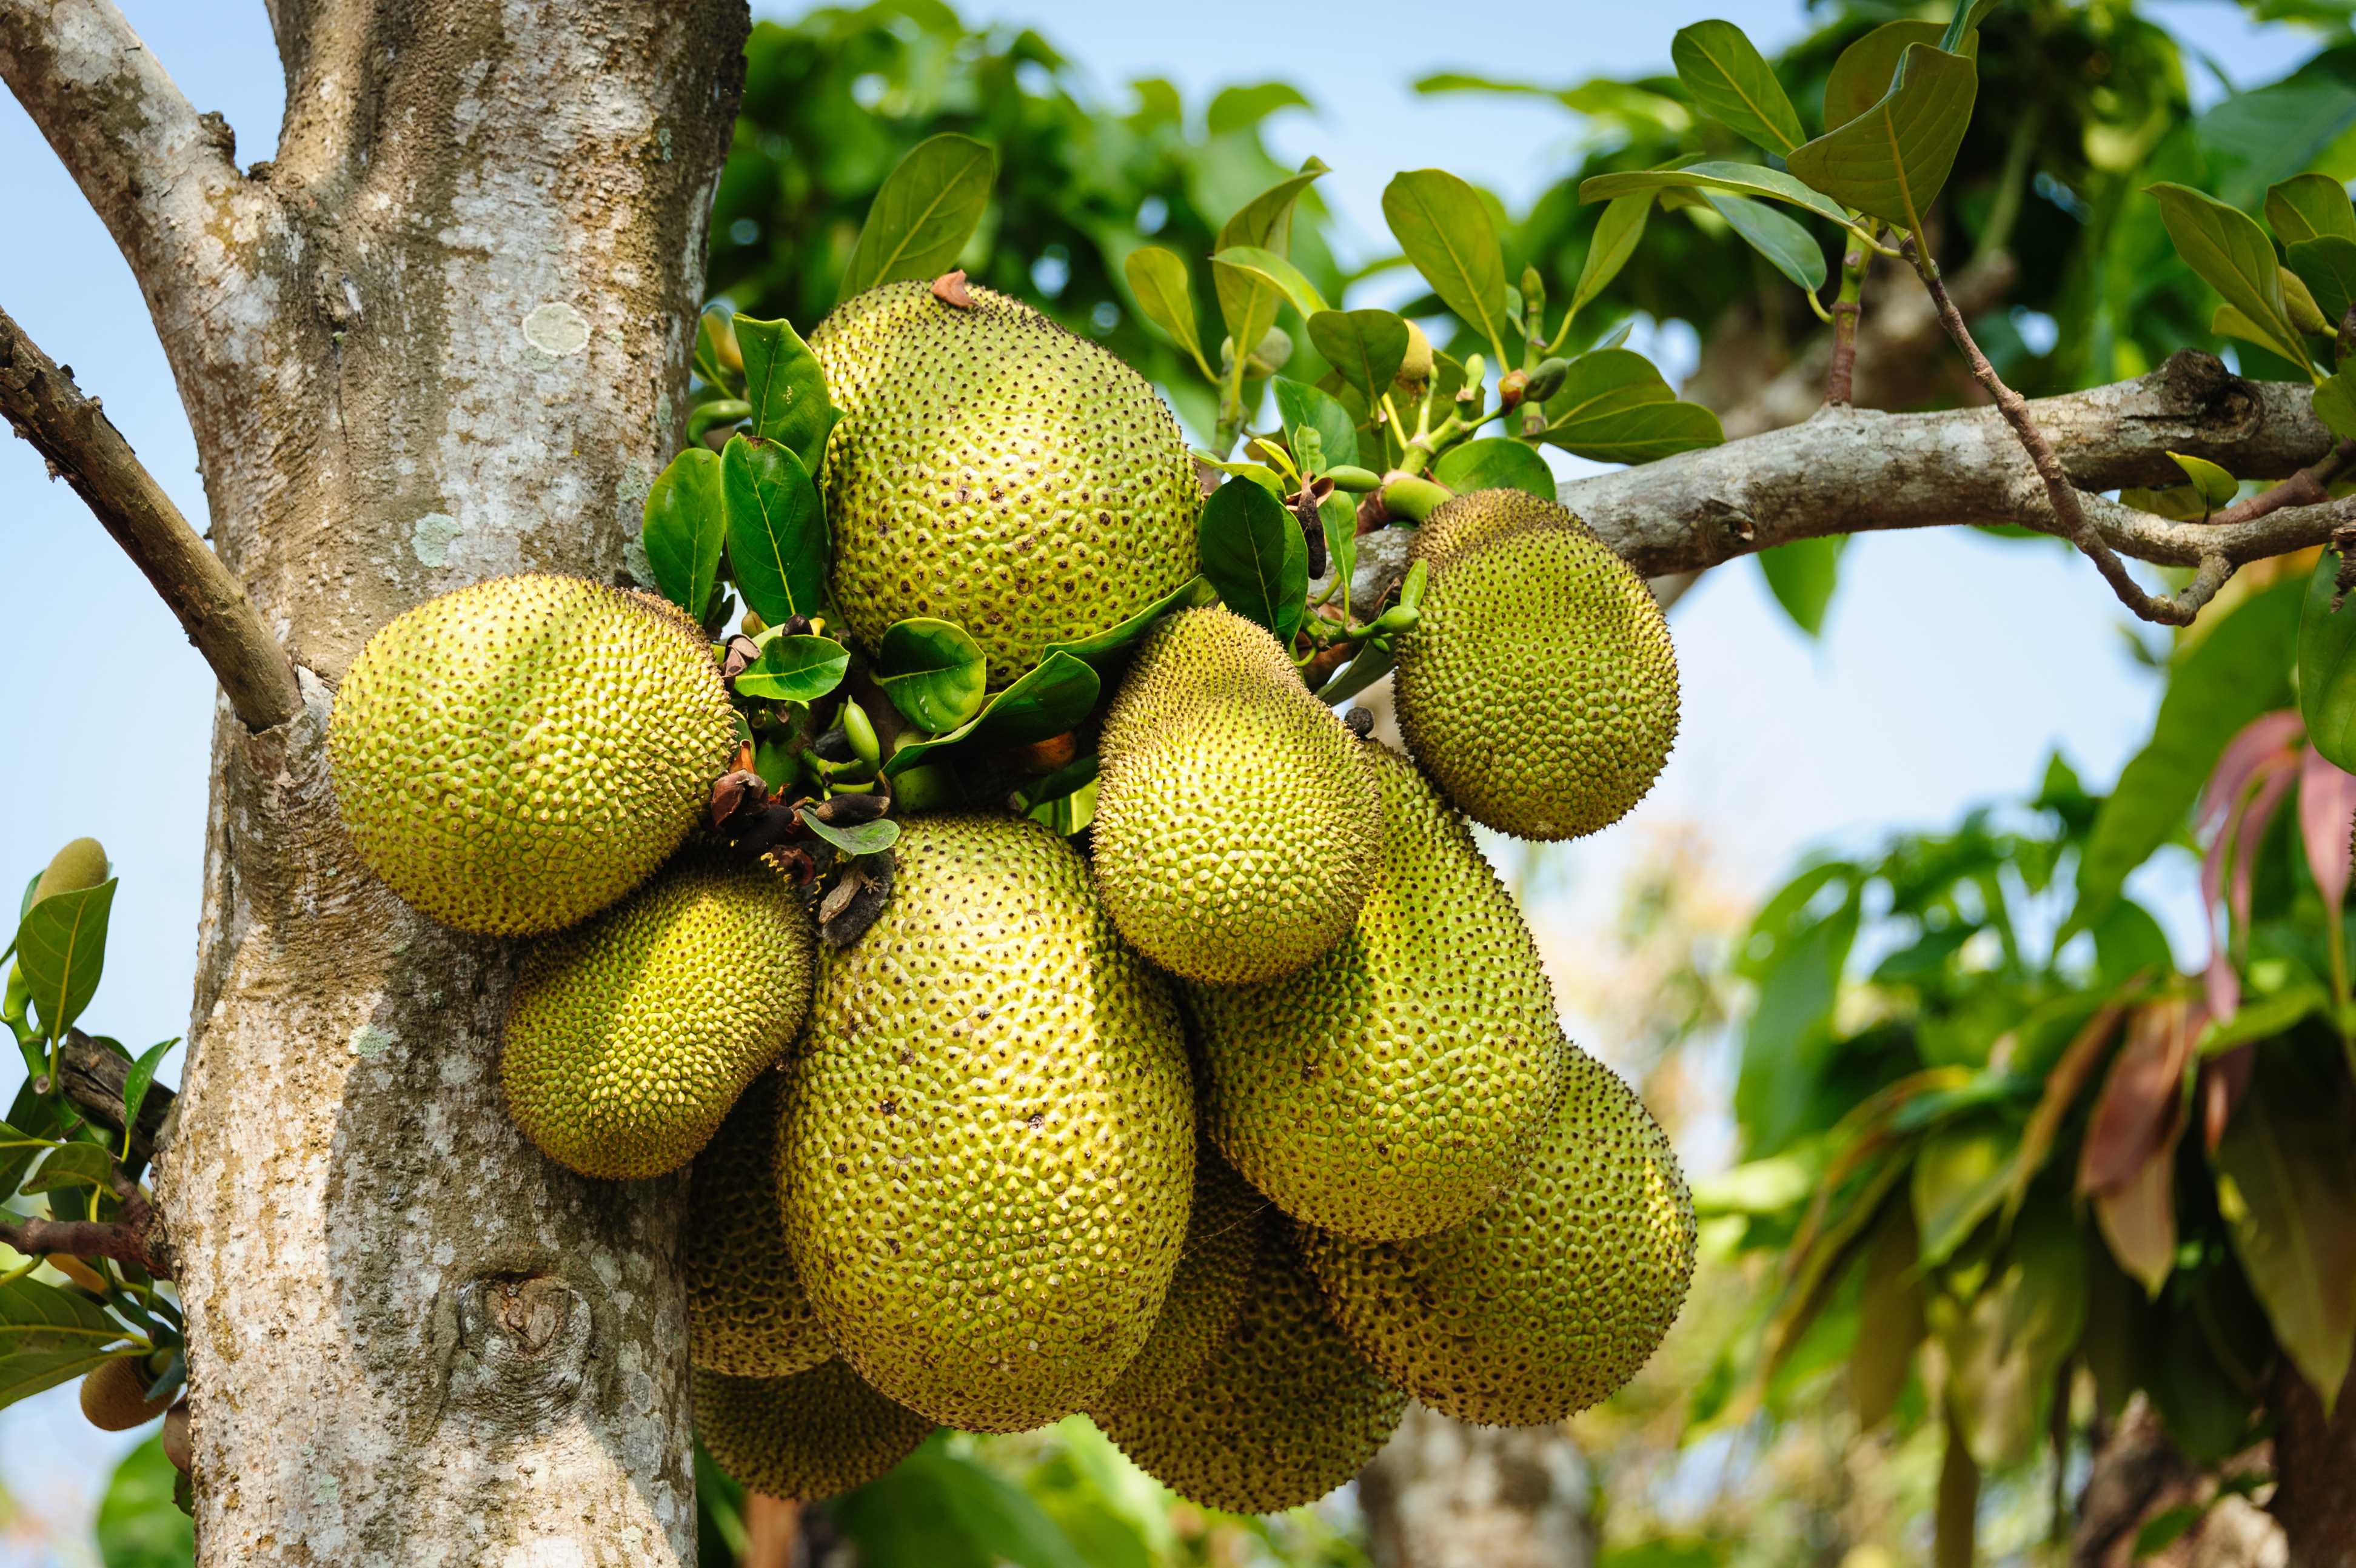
1358,1404 -> 1595,1568
2270,1358 -> 2356,1567
2,1 -> 747,1560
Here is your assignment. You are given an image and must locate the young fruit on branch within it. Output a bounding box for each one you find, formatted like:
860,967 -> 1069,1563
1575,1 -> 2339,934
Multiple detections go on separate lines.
80,1353 -> 174,1432
694,1359 -> 932,1501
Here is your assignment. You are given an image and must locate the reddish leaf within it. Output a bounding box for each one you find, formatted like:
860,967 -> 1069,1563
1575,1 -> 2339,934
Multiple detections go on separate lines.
2197,710 -> 2304,840
2094,1121 -> 2181,1296
2005,996 -> 2132,1222
2079,999 -> 2200,1195
2297,743 -> 2356,912
2201,1045 -> 2256,1155
2201,746 -> 2298,1025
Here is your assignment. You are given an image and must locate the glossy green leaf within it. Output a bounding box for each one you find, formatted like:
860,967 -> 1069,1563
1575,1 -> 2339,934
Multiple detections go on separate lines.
1941,0 -> 2001,53
1197,477 -> 1307,642
2301,549 -> 2356,773
1756,535 -> 1846,637
1537,349 -> 1725,463
1216,157 -> 1328,259
1785,44 -> 1977,233
16,880 -> 115,1042
2151,182 -> 2307,372
837,133 -> 997,302
733,317 -> 838,472
0,1275 -> 121,1353
1432,438 -> 1554,500
875,618 -> 989,733
1936,1198 -> 2086,1467
1317,494 -> 1359,606
97,1435 -> 195,1568
1016,756 -> 1099,812
2214,303 -> 2306,364
685,397 -> 751,445
1043,576 -> 1211,672
1581,161 -> 1855,229
734,635 -> 849,703
1272,378 -> 1357,475
720,435 -> 828,628
802,816 -> 902,856
2286,236 -> 2356,328
118,1038 -> 175,1159
1672,20 -> 1804,154
0,1110 -> 55,1203
1823,22 -> 1977,132
1571,193 -> 1654,321
1383,169 -> 1512,364
2268,172 -> 2356,245
640,447 -> 726,618
1123,247 -> 1211,377
22,1139 -> 114,1196
1307,310 -> 1411,411
1912,1117 -> 2014,1267
0,1344 -> 125,1414
1213,246 -> 1328,320
840,1443 -> 1091,1568
2212,1048 -> 2356,1411
1852,1201 -> 1927,1429
2073,577 -> 2304,934
1704,192 -> 1829,293
881,653 -> 1102,777
692,305 -> 738,391
1210,258 -> 1285,383
2168,452 -> 2239,512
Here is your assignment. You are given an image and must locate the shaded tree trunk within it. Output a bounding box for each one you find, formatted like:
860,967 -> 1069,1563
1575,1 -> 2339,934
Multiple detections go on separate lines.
2271,1359 -> 2356,1568
1359,1404 -> 1595,1568
1,0 -> 746,1560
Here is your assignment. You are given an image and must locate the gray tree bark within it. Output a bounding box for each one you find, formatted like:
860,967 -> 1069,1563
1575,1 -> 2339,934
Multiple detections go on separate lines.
0,1 -> 748,1561
1359,1404 -> 1596,1568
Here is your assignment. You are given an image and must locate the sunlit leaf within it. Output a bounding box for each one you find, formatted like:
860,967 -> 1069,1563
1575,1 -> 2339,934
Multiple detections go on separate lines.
734,317 -> 838,472
720,435 -> 828,627
0,1275 -> 122,1352
1213,246 -> 1328,320
1785,44 -> 1977,234
1756,536 -> 1844,638
2286,235 -> 2356,329
1912,1116 -> 2014,1267
837,133 -> 997,301
881,654 -> 1101,778
1571,194 -> 1654,322
1123,248 -> 1210,377
1307,310 -> 1411,411
1822,22 -> 1978,132
732,634 -> 850,703
2152,182 -> 2308,372
0,1344 -> 125,1413
1216,157 -> 1328,258
2168,452 -> 2238,512
1672,19 -> 1804,154
2267,172 -> 2356,245
1581,161 -> 1853,229
875,618 -> 989,734
1044,577 -> 1211,672
1431,438 -> 1553,500
1383,169 -> 1512,364
1271,378 -> 1358,475
1210,258 -> 1285,383
15,880 -> 116,1042
1196,478 -> 1307,642
641,448 -> 726,617
1537,349 -> 1724,463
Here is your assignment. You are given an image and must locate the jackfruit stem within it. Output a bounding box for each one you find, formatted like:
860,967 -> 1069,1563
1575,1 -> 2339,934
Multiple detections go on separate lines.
1379,475 -> 1453,524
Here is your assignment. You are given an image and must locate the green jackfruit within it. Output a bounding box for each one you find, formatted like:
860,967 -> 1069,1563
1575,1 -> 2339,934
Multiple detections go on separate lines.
7,838 -> 110,1017
1093,1147 -> 1264,1413
1300,1050 -> 1695,1426
1093,608 -> 1381,985
1094,1230 -> 1405,1513
687,1065 -> 831,1378
330,574 -> 735,936
695,1360 -> 933,1500
811,280 -> 1200,687
503,851 -> 814,1180
780,815 -> 1194,1432
1394,489 -> 1678,841
1186,741 -> 1571,1240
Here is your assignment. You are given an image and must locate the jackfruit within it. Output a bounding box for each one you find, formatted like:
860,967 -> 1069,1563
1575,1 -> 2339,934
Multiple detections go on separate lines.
1394,489 -> 1677,841
7,838 -> 110,1014
811,280 -> 1200,687
1093,608 -> 1381,985
1093,1147 -> 1264,1413
779,815 -> 1194,1432
695,1360 -> 933,1499
503,851 -> 814,1181
1094,1228 -> 1405,1513
330,574 -> 735,936
1299,1050 -> 1695,1426
80,1355 -> 172,1432
1185,740 -> 1571,1239
687,1065 -> 831,1378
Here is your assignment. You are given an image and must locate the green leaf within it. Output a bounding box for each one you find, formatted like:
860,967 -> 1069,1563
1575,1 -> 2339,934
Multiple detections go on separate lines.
1383,169 -> 1512,366
119,1038 -> 175,1158
16,879 -> 115,1042
734,634 -> 851,703
2212,1048 -> 2356,1411
802,816 -> 901,856
1756,536 -> 1846,637
97,1435 -> 196,1568
1735,877 -> 1859,1156
1941,0 -> 2001,54
1852,1202 -> 1927,1429
1704,192 -> 1828,293
1123,247 -> 1211,378
685,397 -> 751,444
2214,303 -> 2306,365
1912,1117 -> 2015,1267
837,133 -> 998,303
1213,246 -> 1328,320
1318,494 -> 1359,600
1216,157 -> 1328,259
640,447 -> 726,617
1432,438 -> 1554,500
0,1275 -> 122,1352
2150,183 -> 2307,373
841,1444 -> 1091,1568
876,618 -> 989,733
1210,258 -> 1285,383
1537,349 -> 1725,463
1015,756 -> 1100,812
1580,161 -> 1856,230
1823,22 -> 1978,132
2073,577 -> 2304,934
733,317 -> 839,472
1936,1197 -> 2086,1467
23,1139 -> 115,1196
2267,172 -> 2356,245
2286,236 -> 2356,327
1196,477 -> 1307,642
0,1344 -> 125,1413
720,435 -> 828,628
1272,378 -> 1357,475
881,653 -> 1102,777
1307,310 -> 1411,411
1785,44 -> 1978,234
2302,550 -> 2356,773
1043,577 -> 1212,673
1672,20 -> 1805,155
2168,452 -> 2239,512
1571,194 -> 1655,321
2120,483 -> 2211,521
692,305 -> 738,391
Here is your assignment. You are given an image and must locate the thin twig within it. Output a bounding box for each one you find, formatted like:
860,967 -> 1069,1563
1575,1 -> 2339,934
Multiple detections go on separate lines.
1824,242 -> 1867,408
0,304 -> 302,729
2207,437 -> 2356,528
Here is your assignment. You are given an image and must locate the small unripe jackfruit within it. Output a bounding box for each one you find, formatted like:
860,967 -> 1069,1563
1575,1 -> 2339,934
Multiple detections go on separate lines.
330,574 -> 735,936
1093,1148 -> 1264,1413
687,1065 -> 831,1378
503,852 -> 814,1180
1395,490 -> 1678,841
811,281 -> 1200,687
695,1360 -> 933,1500
31,839 -> 109,903
1300,1050 -> 1696,1426
81,1355 -> 172,1431
1093,608 -> 1381,986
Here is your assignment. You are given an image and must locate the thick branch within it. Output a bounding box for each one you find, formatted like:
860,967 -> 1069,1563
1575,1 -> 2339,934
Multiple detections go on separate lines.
0,1213 -> 164,1274
57,1027 -> 175,1175
1,304 -> 300,729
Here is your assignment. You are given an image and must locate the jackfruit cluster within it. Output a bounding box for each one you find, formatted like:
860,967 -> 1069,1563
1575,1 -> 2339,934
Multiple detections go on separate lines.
1396,489 -> 1679,841
686,1066 -> 832,1378
1092,608 -> 1382,985
1092,1148 -> 1265,1412
811,280 -> 1201,686
694,1360 -> 934,1500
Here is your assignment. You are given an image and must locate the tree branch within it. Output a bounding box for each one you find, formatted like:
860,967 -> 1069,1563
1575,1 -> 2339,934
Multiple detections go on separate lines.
1,303 -> 301,729
0,1213 -> 165,1275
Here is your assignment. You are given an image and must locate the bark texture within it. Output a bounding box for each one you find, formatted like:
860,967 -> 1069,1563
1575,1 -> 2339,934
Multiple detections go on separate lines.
1,1 -> 747,1561
1359,1404 -> 1595,1568
2269,1359 -> 2356,1568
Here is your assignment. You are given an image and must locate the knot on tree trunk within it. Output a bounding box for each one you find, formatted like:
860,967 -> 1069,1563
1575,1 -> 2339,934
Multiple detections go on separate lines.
444,1275 -> 594,1433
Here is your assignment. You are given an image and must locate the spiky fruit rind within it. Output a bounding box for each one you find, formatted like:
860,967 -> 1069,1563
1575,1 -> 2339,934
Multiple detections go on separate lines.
1093,1148 -> 1264,1413
1300,1050 -> 1696,1426
504,852 -> 814,1181
329,574 -> 735,936
1395,491 -> 1678,842
780,815 -> 1194,1433
695,1361 -> 933,1499
1186,742 -> 1571,1239
81,1356 -> 171,1432
687,1066 -> 832,1378
1093,609 -> 1382,986
1094,1230 -> 1405,1513
811,281 -> 1200,687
